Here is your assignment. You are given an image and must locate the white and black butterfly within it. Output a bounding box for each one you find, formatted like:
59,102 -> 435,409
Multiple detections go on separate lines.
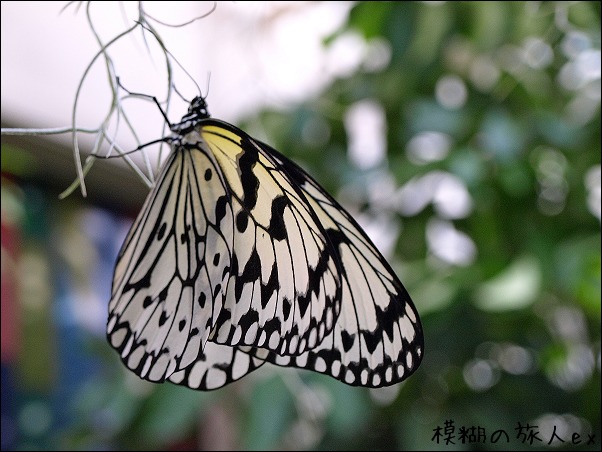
107,96 -> 423,390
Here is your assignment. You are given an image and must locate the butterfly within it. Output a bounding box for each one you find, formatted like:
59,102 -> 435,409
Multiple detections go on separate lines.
107,96 -> 424,390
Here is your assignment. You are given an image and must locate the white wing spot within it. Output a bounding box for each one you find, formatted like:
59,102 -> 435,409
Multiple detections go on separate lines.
344,369 -> 355,384
385,367 -> 393,383
314,357 -> 327,372
269,331 -> 280,350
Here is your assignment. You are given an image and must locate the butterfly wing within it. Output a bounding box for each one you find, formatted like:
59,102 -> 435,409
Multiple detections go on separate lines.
168,341 -> 266,390
107,144 -> 235,383
248,145 -> 424,386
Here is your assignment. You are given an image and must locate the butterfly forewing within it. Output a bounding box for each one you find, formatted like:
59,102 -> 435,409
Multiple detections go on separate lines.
195,122 -> 343,357
107,144 -> 233,382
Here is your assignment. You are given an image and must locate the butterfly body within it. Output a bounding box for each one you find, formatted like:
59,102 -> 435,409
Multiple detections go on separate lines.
107,96 -> 423,390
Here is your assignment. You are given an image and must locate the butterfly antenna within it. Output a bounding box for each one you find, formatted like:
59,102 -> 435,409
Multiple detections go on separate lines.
133,22 -> 202,100
204,72 -> 211,99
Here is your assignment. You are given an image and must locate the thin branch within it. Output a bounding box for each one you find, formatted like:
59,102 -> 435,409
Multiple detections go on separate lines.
142,1 -> 217,28
1,126 -> 98,135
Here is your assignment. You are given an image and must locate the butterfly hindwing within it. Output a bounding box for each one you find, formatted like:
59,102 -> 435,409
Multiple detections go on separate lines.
168,341 -> 266,390
241,142 -> 424,387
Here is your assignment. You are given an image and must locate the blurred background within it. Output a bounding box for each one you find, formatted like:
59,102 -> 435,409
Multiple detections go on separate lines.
1,1 -> 600,450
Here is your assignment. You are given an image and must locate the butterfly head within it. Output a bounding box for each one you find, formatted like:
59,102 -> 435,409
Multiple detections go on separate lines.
171,96 -> 211,135
188,96 -> 210,119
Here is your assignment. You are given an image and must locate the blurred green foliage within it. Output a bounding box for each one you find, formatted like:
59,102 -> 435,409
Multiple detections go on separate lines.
241,1 -> 600,450
14,1 -> 600,450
